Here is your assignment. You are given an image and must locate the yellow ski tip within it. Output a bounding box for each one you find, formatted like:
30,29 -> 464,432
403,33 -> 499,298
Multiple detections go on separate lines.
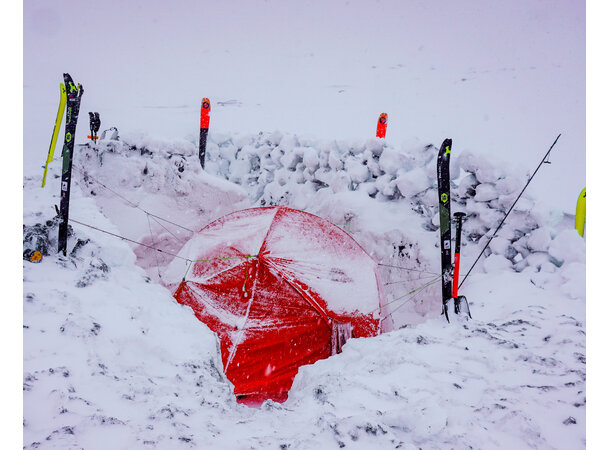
575,187 -> 586,237
41,83 -> 67,188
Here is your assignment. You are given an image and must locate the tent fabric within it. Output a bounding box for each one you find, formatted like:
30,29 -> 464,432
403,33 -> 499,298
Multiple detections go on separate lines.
166,206 -> 392,405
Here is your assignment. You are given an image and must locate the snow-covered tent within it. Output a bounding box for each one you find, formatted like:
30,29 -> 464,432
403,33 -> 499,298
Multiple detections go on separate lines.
164,206 -> 393,405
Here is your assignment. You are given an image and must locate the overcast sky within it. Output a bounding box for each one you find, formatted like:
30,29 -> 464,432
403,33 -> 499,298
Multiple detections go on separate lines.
23,0 -> 585,211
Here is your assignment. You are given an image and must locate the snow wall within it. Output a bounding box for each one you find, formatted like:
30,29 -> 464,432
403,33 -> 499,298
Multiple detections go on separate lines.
61,130 -> 585,327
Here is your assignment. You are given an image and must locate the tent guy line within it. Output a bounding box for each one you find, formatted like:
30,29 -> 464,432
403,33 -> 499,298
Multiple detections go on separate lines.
147,213 -> 165,281
74,162 -> 441,281
382,285 -> 436,321
72,164 -> 197,234
384,274 -> 443,285
70,214 -> 442,321
69,218 -> 255,267
69,218 -> 189,260
377,263 -> 438,276
374,275 -> 442,319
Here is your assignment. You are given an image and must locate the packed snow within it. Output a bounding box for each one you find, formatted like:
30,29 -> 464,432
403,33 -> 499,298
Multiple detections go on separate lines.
22,130 -> 585,448
20,0 -> 589,448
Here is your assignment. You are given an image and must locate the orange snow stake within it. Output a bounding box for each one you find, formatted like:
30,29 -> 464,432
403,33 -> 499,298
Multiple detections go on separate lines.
200,98 -> 211,129
376,113 -> 388,138
199,98 -> 211,169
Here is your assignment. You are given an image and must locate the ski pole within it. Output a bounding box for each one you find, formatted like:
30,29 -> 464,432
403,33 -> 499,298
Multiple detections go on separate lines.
452,212 -> 466,298
458,133 -> 561,289
88,112 -> 95,142
93,112 -> 101,142
452,212 -> 472,318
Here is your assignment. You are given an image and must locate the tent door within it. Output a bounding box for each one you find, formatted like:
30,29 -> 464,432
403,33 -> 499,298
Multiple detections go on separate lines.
331,321 -> 353,355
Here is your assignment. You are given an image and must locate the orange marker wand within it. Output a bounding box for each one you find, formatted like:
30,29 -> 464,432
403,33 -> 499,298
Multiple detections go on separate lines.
199,98 -> 211,169
376,113 -> 387,138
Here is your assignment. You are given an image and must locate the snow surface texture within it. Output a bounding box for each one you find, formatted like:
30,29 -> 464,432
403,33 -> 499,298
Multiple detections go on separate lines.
23,131 -> 585,448
63,131 -> 583,323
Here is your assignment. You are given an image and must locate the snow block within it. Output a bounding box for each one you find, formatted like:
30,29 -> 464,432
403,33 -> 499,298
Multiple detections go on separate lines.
559,262 -> 586,300
395,168 -> 429,199
378,148 -> 408,176
483,254 -> 512,273
457,173 -> 478,198
474,183 -> 499,202
527,227 -> 552,253
548,229 -> 586,266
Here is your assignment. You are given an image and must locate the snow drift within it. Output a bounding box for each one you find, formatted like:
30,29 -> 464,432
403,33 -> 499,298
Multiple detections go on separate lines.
23,131 -> 585,448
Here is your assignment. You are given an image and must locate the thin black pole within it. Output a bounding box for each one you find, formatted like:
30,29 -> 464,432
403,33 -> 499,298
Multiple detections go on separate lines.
458,134 -> 561,289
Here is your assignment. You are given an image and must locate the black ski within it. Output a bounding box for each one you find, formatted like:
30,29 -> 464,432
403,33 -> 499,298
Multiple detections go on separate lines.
437,138 -> 452,318
58,73 -> 84,256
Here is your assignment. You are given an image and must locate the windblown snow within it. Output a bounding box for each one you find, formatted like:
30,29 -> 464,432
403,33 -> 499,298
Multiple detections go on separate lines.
23,131 -> 585,449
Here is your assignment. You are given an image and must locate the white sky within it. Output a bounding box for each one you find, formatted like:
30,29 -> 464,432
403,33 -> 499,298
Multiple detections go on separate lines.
23,0 -> 585,211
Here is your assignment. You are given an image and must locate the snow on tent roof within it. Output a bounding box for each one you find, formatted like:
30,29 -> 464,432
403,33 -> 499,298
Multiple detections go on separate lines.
164,206 -> 393,405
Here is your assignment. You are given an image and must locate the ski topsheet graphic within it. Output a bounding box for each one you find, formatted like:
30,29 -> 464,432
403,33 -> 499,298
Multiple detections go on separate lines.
199,97 -> 211,169
58,73 -> 84,256
41,83 -> 67,187
437,138 -> 452,316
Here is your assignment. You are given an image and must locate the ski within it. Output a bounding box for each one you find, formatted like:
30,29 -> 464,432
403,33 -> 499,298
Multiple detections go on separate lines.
58,73 -> 84,256
41,83 -> 67,187
437,138 -> 452,319
575,187 -> 586,237
199,97 -> 211,169
376,113 -> 388,138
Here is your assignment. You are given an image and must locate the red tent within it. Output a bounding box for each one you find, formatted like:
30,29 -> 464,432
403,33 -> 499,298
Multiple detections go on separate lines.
165,206 -> 392,405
